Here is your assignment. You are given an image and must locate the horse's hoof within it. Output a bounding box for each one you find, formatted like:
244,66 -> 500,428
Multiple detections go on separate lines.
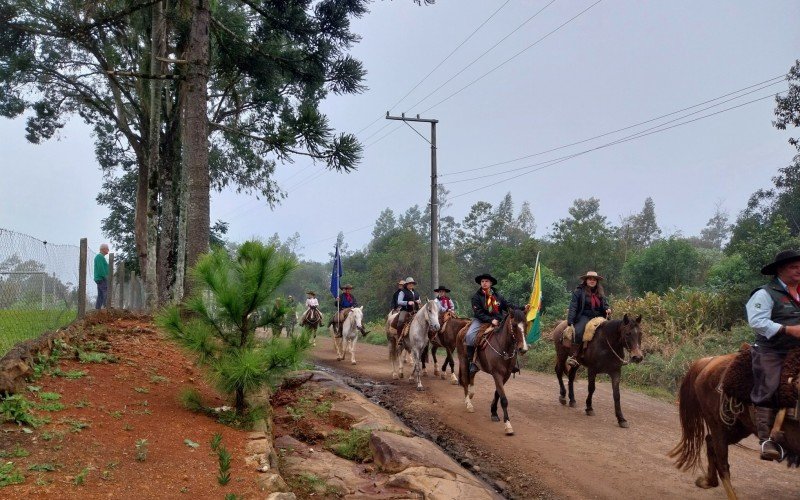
399,373 -> 404,379
416,386 -> 424,392
440,373 -> 445,380
568,400 -> 577,408
466,405 -> 475,413
422,370 -> 428,377
504,422 -> 514,435
434,370 -> 440,377
618,420 -> 629,429
450,376 -> 458,385
695,476 -> 718,489
585,409 -> 595,416
392,373 -> 399,380
559,396 -> 567,405
351,361 -> 356,365
491,415 -> 500,422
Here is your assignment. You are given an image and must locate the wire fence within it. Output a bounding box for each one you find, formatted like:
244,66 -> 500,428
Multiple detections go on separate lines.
0,228 -> 145,356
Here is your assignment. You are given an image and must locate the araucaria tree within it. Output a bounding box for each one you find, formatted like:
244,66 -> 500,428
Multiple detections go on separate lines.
158,241 -> 309,415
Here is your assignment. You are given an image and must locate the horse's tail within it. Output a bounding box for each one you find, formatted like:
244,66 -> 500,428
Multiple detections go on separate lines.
667,358 -> 708,471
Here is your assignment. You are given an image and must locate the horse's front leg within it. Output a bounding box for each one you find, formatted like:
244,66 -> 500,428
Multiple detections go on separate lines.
333,335 -> 343,360
610,370 -> 628,428
493,373 -> 513,435
421,344 -> 429,377
447,349 -> 458,385
585,368 -> 596,416
490,390 -> 500,422
349,338 -> 357,365
431,345 -> 440,377
412,348 -> 424,391
556,353 -> 567,405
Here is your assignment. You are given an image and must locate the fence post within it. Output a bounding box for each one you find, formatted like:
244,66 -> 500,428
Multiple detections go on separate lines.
78,238 -> 87,318
118,261 -> 125,309
107,253 -> 115,309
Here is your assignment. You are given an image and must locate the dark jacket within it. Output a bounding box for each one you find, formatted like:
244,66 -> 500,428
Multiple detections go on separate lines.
471,287 -> 510,323
398,289 -> 420,311
752,278 -> 800,352
567,287 -> 609,326
339,292 -> 358,309
391,289 -> 403,309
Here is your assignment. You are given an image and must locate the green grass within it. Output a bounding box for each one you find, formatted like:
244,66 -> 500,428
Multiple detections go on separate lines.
0,309 -> 76,357
324,429 -> 372,462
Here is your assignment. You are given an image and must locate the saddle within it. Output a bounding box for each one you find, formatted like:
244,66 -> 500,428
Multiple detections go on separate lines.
561,317 -> 606,346
721,344 -> 800,411
476,324 -> 497,351
394,312 -> 416,345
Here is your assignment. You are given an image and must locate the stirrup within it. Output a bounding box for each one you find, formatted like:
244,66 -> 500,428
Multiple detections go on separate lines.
760,439 -> 785,461
566,356 -> 579,368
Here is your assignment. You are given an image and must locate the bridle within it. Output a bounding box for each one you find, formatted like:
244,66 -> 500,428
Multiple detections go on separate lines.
484,313 -> 520,361
605,322 -> 636,365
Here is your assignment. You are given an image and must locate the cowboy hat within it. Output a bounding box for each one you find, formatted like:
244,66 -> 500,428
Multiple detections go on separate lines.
579,271 -> 604,281
474,273 -> 497,285
397,279 -> 406,285
404,276 -> 417,284
340,284 -> 353,290
433,286 -> 451,293
306,290 -> 316,296
761,250 -> 800,275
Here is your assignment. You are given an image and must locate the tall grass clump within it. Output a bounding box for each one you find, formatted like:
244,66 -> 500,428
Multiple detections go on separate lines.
158,241 -> 312,415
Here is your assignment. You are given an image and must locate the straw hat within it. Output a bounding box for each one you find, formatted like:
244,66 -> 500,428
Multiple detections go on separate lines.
404,277 -> 417,284
579,271 -> 604,281
340,284 -> 353,290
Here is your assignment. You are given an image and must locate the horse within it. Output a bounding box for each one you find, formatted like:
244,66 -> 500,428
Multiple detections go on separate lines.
299,308 -> 323,346
669,353 -> 800,499
386,309 -> 425,380
456,308 -> 529,435
430,309 -> 468,385
394,299 -> 441,391
332,306 -> 364,364
551,314 -> 644,428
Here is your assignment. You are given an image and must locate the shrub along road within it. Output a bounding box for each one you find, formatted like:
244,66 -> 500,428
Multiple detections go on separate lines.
310,337 -> 800,499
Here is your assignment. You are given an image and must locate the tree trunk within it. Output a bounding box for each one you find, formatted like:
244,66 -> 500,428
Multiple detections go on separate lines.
145,0 -> 166,309
181,0 -> 211,297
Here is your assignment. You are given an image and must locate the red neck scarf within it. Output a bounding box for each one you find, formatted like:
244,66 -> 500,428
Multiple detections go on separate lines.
439,296 -> 452,309
483,289 -> 499,313
589,292 -> 601,309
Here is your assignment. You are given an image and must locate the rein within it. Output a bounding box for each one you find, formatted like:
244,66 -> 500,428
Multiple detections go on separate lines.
604,325 -> 630,365
484,315 -> 518,361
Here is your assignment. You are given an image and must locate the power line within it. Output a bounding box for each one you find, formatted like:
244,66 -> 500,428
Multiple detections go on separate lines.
352,1 -> 513,139
418,0 -> 603,115
447,90 -> 787,200
442,75 -> 787,179
400,0 -> 554,113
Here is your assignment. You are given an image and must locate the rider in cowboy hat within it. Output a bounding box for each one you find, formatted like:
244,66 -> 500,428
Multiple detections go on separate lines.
331,284 -> 360,334
301,291 -> 321,326
746,249 -> 800,461
434,286 -> 454,312
391,279 -> 406,312
566,271 -> 612,368
396,277 -> 421,336
465,273 -> 527,375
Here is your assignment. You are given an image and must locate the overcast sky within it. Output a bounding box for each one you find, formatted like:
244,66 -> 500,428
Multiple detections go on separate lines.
1,0 -> 798,262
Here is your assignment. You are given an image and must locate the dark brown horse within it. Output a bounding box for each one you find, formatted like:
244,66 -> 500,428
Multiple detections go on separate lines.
456,308 -> 529,435
430,310 -> 468,384
669,353 -> 800,499
551,314 -> 644,428
299,308 -> 323,346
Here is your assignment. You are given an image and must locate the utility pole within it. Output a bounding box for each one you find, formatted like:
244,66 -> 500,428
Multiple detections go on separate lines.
385,112 -> 439,290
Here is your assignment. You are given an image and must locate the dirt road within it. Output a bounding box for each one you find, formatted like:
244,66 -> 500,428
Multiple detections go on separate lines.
309,337 -> 800,499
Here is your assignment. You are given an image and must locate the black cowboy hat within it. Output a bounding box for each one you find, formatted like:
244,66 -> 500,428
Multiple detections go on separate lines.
474,273 -> 497,286
433,286 -> 451,293
761,250 -> 800,275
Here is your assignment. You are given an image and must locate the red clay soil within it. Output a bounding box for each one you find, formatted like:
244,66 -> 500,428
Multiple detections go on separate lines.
0,312 -> 261,499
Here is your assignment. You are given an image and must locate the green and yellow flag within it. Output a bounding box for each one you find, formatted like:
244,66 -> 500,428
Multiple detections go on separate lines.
526,258 -> 542,343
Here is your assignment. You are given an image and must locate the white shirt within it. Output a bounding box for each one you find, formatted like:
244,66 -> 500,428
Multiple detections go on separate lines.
746,278 -> 796,339
306,297 -> 319,307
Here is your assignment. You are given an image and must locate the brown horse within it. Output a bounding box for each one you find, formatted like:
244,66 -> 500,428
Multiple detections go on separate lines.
299,308 -> 323,346
669,353 -> 800,499
551,314 -> 644,428
430,310 -> 468,384
456,308 -> 529,435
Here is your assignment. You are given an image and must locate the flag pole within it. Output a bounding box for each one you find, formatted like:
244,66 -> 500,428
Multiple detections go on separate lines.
531,251 -> 541,291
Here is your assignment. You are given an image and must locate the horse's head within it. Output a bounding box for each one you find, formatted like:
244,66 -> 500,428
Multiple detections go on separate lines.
424,299 -> 440,332
351,306 -> 365,333
620,313 -> 643,363
509,307 -> 529,354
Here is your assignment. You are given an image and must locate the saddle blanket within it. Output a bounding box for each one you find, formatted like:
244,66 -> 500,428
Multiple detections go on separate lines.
722,345 -> 800,409
562,317 -> 606,344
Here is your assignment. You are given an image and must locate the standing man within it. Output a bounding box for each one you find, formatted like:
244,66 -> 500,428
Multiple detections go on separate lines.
746,249 -> 800,461
94,243 -> 109,310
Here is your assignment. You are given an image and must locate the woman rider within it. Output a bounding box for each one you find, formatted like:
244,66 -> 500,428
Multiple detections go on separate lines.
566,271 -> 612,368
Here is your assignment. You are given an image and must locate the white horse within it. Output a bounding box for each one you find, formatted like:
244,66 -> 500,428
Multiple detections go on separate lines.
396,299 -> 440,391
333,306 -> 364,364
386,310 -> 414,379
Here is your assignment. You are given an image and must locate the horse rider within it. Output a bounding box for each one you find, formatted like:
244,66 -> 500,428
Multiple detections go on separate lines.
434,286 -> 455,312
746,249 -> 800,461
566,271 -> 612,368
396,277 -> 421,336
331,284 -> 359,334
391,279 -> 406,311
465,273 -> 527,375
300,290 -> 321,325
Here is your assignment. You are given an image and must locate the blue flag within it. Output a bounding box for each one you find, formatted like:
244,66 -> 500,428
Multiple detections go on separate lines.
330,244 -> 342,298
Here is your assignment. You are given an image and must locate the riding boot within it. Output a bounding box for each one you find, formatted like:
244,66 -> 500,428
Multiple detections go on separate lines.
466,345 -> 479,375
755,406 -> 783,461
